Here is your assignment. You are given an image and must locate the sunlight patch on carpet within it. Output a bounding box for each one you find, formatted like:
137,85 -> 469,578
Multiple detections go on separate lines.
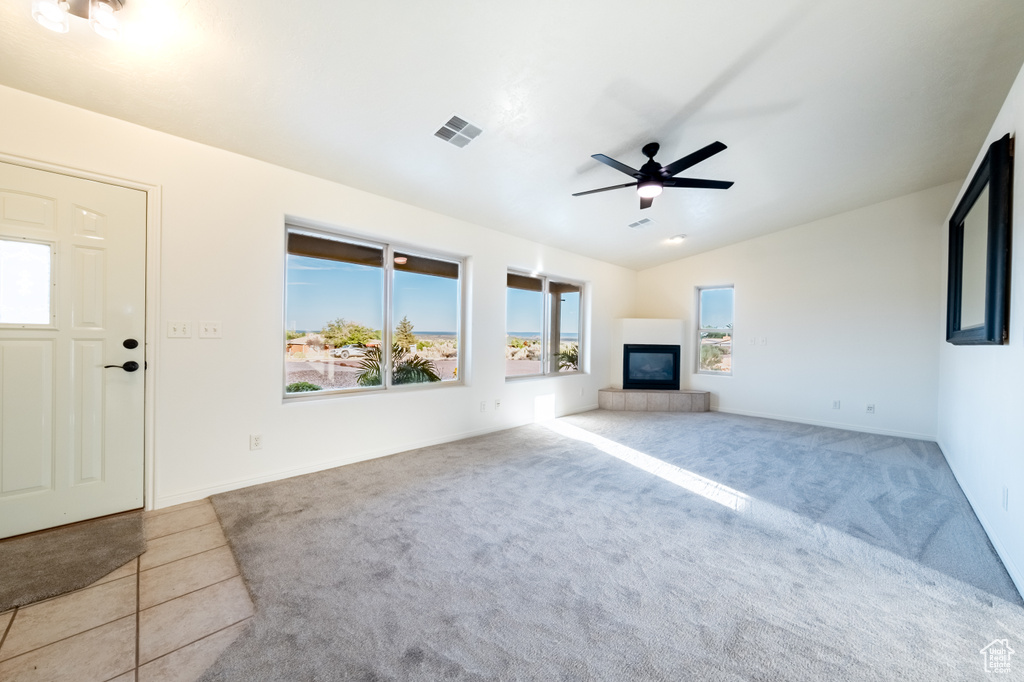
544,420 -> 751,511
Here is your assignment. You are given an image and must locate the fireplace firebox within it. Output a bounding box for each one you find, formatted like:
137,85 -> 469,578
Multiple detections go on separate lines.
622,344 -> 681,390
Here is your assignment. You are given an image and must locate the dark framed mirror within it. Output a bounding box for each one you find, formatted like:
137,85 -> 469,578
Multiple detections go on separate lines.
946,133 -> 1013,345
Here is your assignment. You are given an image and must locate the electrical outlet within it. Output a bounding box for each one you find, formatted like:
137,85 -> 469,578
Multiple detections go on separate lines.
759,337 -> 768,346
494,399 -> 501,411
199,320 -> 222,338
832,400 -> 841,410
167,320 -> 192,338
1003,486 -> 1010,512
866,404 -> 875,414
749,337 -> 756,345
249,434 -> 263,451
480,401 -> 487,413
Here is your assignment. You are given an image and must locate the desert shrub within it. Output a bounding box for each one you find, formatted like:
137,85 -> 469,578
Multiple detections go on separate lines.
286,381 -> 322,393
700,345 -> 723,370
321,318 -> 379,348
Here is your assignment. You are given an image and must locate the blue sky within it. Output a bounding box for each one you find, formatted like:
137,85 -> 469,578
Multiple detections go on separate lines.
506,289 -> 580,335
287,254 -> 581,337
286,255 -> 458,332
700,287 -> 734,329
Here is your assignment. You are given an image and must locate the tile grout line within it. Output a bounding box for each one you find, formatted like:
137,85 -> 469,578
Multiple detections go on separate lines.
144,519 -> 223,545
139,544 -> 231,575
135,616 -> 252,672
0,606 -> 17,653
14,571 -> 138,609
141,538 -> 229,573
144,499 -> 209,519
0,613 -> 137,665
145,507 -> 218,541
139,573 -> 242,614
135,555 -> 141,677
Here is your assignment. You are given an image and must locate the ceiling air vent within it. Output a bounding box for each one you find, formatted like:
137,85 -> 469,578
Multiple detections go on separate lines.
434,116 -> 483,148
627,218 -> 655,229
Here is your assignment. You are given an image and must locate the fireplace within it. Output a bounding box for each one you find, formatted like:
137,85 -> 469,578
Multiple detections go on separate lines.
622,344 -> 680,390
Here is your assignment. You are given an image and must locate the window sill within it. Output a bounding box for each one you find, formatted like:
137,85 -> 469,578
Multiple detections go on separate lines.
283,378 -> 464,402
505,371 -> 586,382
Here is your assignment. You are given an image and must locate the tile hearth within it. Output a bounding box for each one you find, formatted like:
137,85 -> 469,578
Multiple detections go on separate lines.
598,388 -> 710,412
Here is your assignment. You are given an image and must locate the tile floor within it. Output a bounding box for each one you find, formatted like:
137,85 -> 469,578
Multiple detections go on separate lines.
0,499 -> 254,682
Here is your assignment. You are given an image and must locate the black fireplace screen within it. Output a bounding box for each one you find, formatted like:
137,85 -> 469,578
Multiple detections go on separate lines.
623,344 -> 680,390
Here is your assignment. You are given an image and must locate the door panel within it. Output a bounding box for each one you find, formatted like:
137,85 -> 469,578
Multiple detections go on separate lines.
0,162 -> 146,538
0,340 -> 54,496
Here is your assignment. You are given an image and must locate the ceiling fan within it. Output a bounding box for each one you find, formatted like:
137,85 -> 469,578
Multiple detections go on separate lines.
573,141 -> 734,209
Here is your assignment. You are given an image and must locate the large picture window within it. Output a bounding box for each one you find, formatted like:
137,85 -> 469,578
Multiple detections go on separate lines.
285,226 -> 462,396
697,286 -> 733,375
506,271 -> 583,378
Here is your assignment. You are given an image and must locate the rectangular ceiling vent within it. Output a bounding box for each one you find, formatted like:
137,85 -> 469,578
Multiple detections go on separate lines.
627,218 -> 655,229
434,115 -> 483,148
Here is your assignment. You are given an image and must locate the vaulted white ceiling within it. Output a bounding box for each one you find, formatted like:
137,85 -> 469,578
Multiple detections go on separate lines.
1,1 -> 1022,269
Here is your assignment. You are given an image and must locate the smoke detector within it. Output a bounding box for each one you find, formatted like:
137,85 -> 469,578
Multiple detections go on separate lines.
434,116 -> 483,148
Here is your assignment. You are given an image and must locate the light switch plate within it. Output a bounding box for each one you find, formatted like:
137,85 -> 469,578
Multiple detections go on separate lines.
199,320 -> 222,338
167,320 -> 191,338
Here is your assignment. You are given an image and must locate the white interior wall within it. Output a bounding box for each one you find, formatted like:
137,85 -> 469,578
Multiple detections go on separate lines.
609,319 -> 684,388
0,85 -> 637,508
937,63 -> 1024,596
634,182 -> 959,440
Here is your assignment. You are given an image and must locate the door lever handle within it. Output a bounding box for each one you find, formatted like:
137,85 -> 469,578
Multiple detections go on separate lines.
104,361 -> 140,372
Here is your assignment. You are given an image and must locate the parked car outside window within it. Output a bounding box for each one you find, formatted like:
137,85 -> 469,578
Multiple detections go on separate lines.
331,344 -> 367,359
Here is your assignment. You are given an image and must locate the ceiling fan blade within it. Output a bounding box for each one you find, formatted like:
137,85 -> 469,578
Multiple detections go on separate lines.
572,182 -> 638,197
592,154 -> 642,178
661,141 -> 728,177
640,196 -> 654,210
664,177 -> 734,190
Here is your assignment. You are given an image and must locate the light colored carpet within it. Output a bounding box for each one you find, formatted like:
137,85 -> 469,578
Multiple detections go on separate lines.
203,411 -> 1023,681
0,511 -> 145,611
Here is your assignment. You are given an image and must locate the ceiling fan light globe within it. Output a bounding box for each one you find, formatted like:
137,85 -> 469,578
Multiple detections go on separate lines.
32,0 -> 70,33
637,182 -> 663,199
89,0 -> 121,40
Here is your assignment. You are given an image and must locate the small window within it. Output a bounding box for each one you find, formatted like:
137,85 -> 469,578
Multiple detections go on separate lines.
284,226 -> 462,396
0,238 -> 53,326
506,271 -> 583,378
697,286 -> 733,375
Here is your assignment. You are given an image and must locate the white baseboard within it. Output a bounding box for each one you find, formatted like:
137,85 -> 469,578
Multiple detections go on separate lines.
710,406 -> 936,441
153,421 -> 526,509
154,405 -> 599,510
938,439 -> 1024,601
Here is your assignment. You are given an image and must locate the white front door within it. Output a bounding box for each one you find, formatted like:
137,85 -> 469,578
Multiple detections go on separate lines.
0,161 -> 146,538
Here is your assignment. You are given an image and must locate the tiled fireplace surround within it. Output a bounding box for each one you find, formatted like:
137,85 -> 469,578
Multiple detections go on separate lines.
606,318 -> 710,413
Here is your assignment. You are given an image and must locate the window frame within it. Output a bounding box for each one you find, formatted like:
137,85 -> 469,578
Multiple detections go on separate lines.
696,284 -> 734,377
283,220 -> 465,400
505,269 -> 585,380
